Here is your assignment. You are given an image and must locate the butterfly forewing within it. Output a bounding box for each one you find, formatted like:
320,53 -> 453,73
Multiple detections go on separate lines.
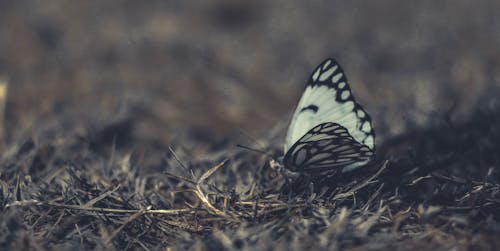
285,58 -> 375,153
283,58 -> 376,176
284,122 -> 374,176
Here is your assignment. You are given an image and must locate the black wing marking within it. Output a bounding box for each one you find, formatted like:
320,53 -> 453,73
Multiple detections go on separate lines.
284,122 -> 374,177
285,58 -> 375,152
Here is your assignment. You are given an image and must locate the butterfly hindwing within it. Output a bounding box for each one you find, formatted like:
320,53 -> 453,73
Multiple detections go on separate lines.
285,58 -> 375,154
284,122 -> 374,177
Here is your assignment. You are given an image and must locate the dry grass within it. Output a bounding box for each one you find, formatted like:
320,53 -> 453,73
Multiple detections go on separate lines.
1,1 -> 500,250
1,99 -> 499,250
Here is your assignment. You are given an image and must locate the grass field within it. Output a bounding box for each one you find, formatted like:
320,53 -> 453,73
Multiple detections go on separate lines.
1,1 -> 500,250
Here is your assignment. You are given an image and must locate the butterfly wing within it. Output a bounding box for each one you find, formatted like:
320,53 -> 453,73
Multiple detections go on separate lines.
285,58 -> 375,154
284,122 -> 374,176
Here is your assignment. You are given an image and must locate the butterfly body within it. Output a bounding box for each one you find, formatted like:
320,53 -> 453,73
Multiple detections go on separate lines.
283,58 -> 375,178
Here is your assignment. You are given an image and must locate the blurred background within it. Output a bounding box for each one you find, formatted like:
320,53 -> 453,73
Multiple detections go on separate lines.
1,0 -> 499,150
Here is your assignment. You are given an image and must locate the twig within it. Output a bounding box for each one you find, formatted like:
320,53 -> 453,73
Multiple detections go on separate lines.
194,186 -> 228,217
355,206 -> 387,236
6,200 -> 196,215
168,145 -> 194,178
159,218 -> 205,232
106,206 -> 151,243
163,172 -> 197,185
362,183 -> 384,213
431,173 -> 496,187
84,185 -> 121,207
407,175 -> 432,186
197,159 -> 228,184
190,159 -> 231,217
44,209 -> 66,238
332,160 -> 389,200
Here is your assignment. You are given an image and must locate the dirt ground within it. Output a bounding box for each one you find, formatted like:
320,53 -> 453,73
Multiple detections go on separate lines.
1,1 -> 500,250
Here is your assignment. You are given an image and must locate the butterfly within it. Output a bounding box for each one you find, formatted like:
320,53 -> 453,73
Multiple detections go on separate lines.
283,58 -> 375,180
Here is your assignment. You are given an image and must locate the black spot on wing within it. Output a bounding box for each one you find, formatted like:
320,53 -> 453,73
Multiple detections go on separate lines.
290,57 -> 376,152
300,104 -> 319,113
309,58 -> 376,151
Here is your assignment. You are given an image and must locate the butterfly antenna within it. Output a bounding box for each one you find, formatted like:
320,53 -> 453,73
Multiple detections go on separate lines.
238,130 -> 268,151
236,144 -> 274,159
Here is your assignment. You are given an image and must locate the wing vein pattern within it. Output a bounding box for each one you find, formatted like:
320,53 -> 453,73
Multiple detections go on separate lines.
284,58 -> 376,175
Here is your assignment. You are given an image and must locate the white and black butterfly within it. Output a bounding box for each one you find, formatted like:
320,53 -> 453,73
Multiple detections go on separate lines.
283,58 -> 375,179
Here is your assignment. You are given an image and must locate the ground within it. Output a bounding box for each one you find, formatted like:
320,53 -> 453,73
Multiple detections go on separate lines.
1,1 -> 500,250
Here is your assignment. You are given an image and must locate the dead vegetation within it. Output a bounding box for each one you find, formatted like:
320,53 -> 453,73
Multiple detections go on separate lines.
1,1 -> 500,250
1,98 -> 499,250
